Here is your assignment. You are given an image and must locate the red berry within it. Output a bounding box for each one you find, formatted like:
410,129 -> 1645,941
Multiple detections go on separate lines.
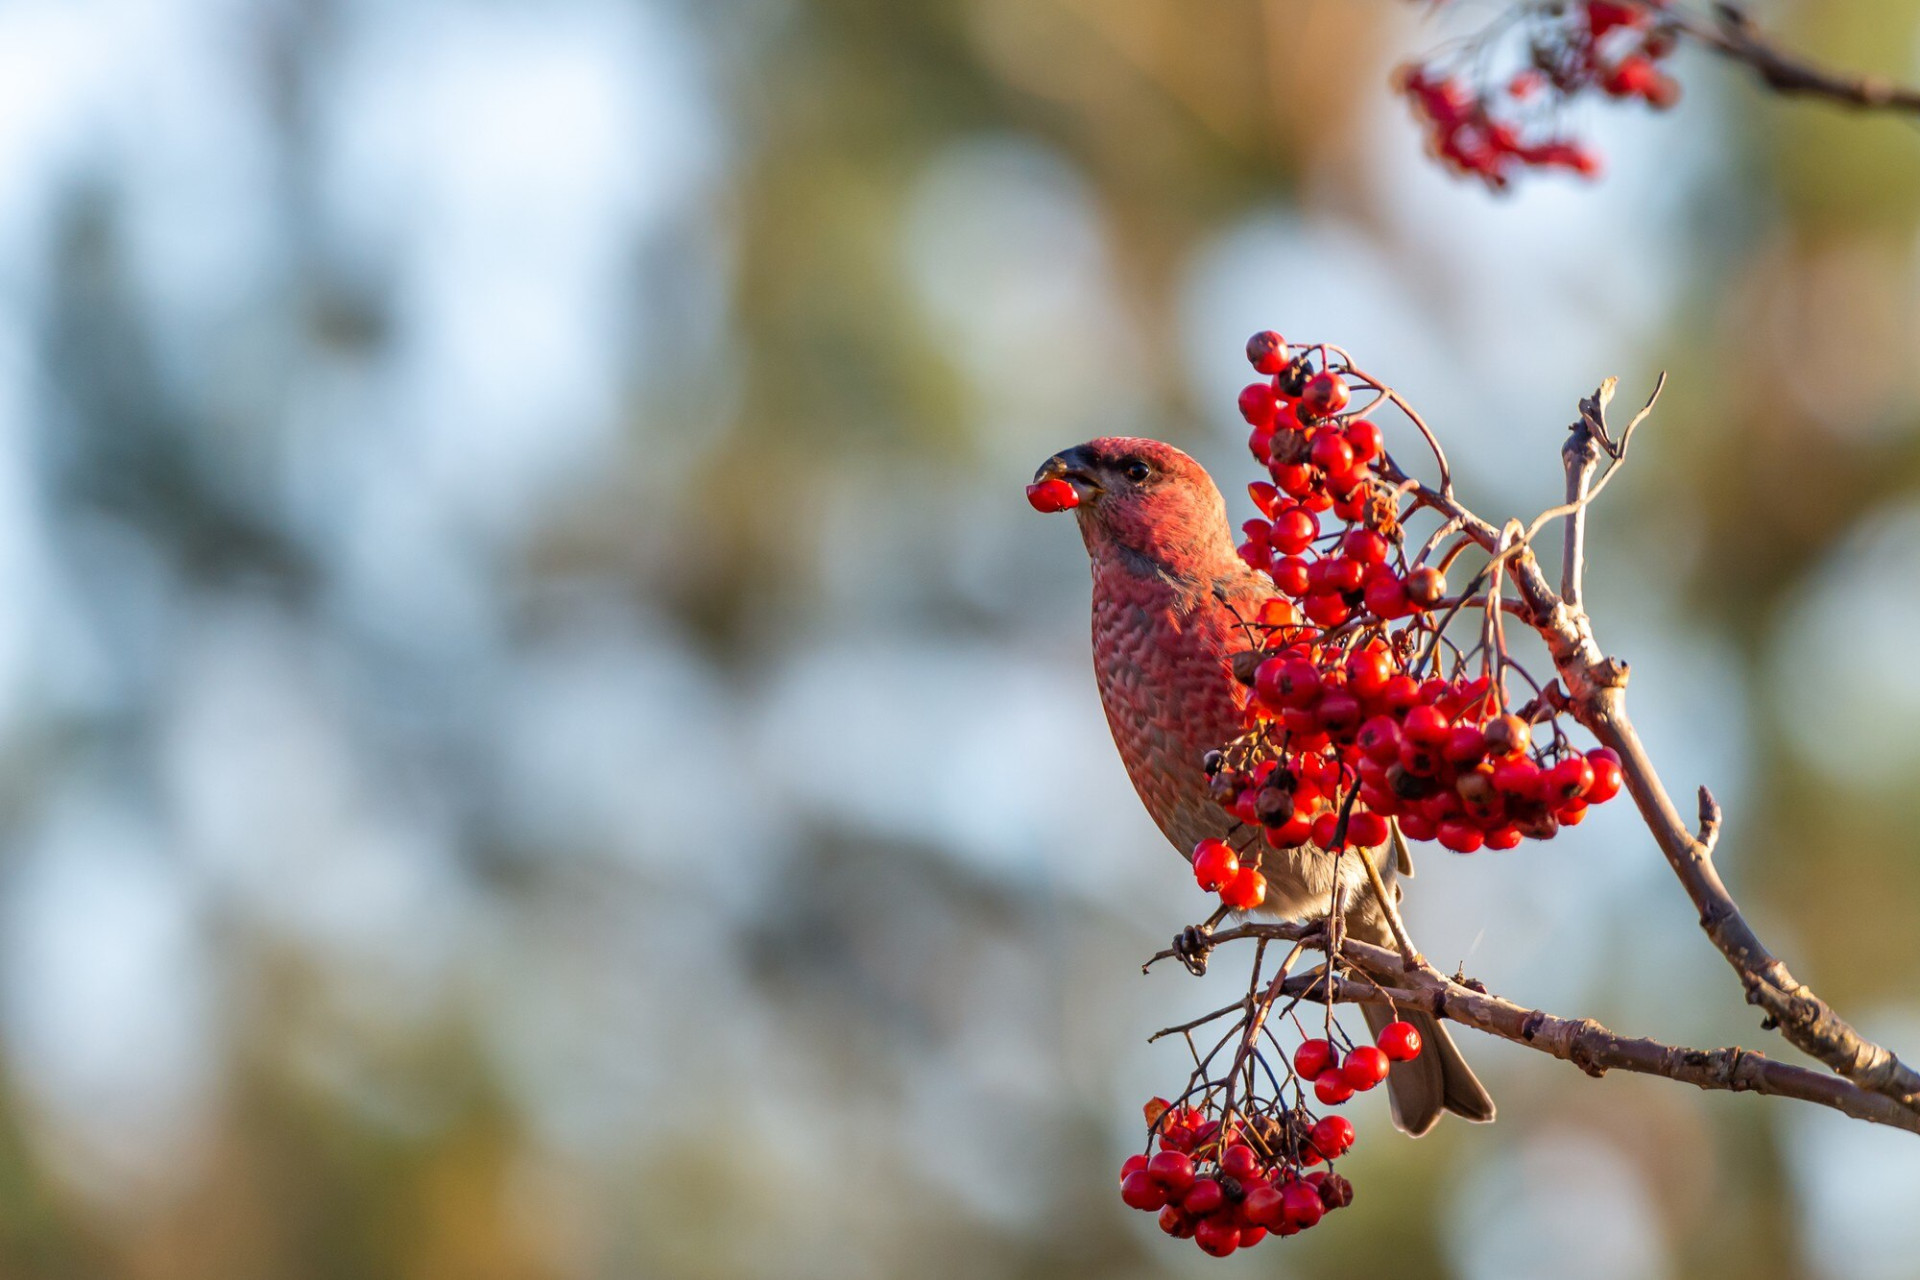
1242,1184 -> 1284,1227
1340,1045 -> 1391,1091
1317,691 -> 1362,738
1220,1144 -> 1262,1181
1404,565 -> 1446,607
1147,1149 -> 1196,1197
1272,555 -> 1311,596
1484,712 -> 1532,757
1585,747 -> 1624,803
1310,1114 -> 1356,1159
1239,383 -> 1279,429
1309,431 -> 1355,475
1314,1073 -> 1355,1106
1025,478 -> 1079,513
1293,1037 -> 1336,1081
1191,838 -> 1239,892
1158,1204 -> 1196,1238
1347,810 -> 1390,848
1559,799 -> 1589,826
1376,1019 -> 1423,1061
1345,646 -> 1394,698
1345,418 -> 1383,463
1437,819 -> 1484,853
1246,330 -> 1288,375
1220,867 -> 1268,910
1183,1177 -> 1226,1216
1194,1218 -> 1240,1257
1357,715 -> 1401,765
1240,1225 -> 1268,1248
1547,756 -> 1595,803
1301,371 -> 1350,419
1273,461 -> 1315,498
1121,1153 -> 1149,1183
1492,755 -> 1544,802
1486,824 -> 1523,850
1270,506 -> 1319,555
1121,1170 -> 1167,1210
1280,1180 -> 1325,1228
1341,528 -> 1390,564
1303,592 -> 1350,627
1403,705 -> 1450,747
1444,724 -> 1489,765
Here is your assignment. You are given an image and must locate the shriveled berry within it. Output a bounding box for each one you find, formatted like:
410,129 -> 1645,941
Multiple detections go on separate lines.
1318,1171 -> 1354,1210
1376,1019 -> 1423,1061
1026,478 -> 1079,513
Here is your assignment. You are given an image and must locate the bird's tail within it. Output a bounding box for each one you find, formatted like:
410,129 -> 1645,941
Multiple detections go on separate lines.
1359,1001 -> 1495,1136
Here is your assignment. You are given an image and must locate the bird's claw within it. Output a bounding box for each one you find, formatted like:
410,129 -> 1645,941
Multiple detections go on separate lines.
1173,924 -> 1214,977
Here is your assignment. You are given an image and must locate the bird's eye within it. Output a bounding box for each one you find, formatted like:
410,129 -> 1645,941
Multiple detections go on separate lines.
1124,459 -> 1152,483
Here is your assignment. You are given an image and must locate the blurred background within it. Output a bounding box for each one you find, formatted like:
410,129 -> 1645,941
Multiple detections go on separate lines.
1,0 -> 1919,1276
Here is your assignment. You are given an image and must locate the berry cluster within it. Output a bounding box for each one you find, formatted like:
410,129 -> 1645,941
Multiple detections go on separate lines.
1119,1020 -> 1425,1256
1194,331 -> 1623,883
1399,1 -> 1678,189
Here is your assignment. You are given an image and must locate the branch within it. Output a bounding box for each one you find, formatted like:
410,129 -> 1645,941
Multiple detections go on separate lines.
1380,379 -> 1920,1112
1152,923 -> 1920,1135
1674,2 -> 1920,114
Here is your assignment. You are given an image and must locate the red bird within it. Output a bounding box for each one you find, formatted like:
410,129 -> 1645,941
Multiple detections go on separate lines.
1033,436 -> 1493,1135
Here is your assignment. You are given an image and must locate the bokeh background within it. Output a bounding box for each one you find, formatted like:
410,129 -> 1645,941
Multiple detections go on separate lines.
2,0 -> 1920,1276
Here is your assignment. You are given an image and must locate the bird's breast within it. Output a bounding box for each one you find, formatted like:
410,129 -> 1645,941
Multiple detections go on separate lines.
1089,563 -> 1253,858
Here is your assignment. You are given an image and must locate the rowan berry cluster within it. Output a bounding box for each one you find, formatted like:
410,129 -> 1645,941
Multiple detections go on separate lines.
1188,330 -> 1622,905
1118,1019 -> 1425,1256
1400,1 -> 1678,189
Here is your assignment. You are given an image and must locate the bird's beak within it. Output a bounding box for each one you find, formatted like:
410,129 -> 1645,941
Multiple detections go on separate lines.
1034,447 -> 1102,501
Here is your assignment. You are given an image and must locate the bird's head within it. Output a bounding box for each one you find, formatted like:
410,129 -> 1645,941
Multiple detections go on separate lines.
1030,437 -> 1236,573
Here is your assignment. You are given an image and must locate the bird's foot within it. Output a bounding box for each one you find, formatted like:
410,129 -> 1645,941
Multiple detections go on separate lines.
1173,924 -> 1215,977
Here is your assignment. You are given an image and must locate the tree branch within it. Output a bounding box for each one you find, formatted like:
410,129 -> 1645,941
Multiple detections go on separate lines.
1674,2 -> 1920,114
1151,923 -> 1920,1135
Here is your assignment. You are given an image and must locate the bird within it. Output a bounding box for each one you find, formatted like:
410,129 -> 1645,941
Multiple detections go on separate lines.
1032,435 -> 1494,1136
